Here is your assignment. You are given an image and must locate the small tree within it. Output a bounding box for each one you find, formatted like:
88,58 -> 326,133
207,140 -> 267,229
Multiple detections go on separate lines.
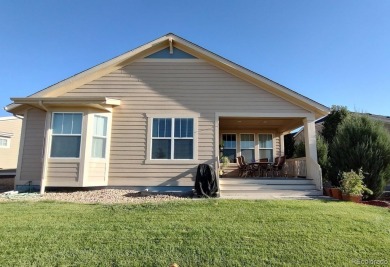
329,114 -> 390,198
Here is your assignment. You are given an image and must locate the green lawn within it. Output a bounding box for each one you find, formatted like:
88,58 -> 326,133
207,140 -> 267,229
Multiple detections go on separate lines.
0,200 -> 389,266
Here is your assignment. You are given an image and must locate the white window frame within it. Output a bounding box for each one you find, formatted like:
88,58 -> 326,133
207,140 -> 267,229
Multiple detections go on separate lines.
259,133 -> 274,161
0,137 -> 10,148
221,133 -> 237,162
151,118 -> 194,160
145,114 -> 199,164
240,133 -> 255,162
91,115 -> 108,159
50,112 -> 83,158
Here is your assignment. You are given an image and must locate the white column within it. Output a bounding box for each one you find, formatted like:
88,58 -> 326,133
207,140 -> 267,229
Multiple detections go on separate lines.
303,116 -> 322,190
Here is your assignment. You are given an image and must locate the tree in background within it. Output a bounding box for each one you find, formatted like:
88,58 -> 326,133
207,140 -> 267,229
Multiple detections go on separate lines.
321,105 -> 349,145
284,133 -> 295,159
329,114 -> 390,198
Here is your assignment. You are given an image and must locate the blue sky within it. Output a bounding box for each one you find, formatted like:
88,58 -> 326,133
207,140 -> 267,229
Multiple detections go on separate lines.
1,0 -> 389,117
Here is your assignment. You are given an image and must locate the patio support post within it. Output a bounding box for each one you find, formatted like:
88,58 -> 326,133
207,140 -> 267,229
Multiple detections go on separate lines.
279,133 -> 285,157
303,116 -> 322,190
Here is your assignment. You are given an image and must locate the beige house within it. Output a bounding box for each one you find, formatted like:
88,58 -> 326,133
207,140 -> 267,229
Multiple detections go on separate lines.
5,33 -> 329,194
0,116 -> 22,170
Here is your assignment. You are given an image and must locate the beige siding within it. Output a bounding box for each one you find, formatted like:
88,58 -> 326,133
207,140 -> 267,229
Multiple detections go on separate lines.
87,161 -> 106,184
19,108 -> 46,182
0,117 -> 22,169
64,60 -> 309,186
46,161 -> 80,186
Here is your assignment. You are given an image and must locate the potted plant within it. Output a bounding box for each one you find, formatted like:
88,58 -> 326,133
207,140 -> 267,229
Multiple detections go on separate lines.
219,156 -> 230,177
340,168 -> 373,203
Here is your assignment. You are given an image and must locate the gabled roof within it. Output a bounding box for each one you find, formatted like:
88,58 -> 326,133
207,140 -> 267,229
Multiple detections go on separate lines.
5,33 -> 329,117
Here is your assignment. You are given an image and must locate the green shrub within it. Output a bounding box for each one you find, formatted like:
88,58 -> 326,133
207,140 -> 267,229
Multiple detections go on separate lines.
329,114 -> 390,198
340,169 -> 373,196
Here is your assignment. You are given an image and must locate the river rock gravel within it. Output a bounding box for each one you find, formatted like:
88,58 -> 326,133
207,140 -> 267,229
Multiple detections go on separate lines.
0,189 -> 190,204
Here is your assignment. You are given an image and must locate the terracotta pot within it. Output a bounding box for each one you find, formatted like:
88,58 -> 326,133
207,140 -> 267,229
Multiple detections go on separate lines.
342,194 -> 362,203
324,188 -> 332,197
330,188 -> 343,200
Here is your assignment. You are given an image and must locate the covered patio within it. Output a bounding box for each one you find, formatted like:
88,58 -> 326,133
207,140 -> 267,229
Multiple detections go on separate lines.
216,113 -> 322,190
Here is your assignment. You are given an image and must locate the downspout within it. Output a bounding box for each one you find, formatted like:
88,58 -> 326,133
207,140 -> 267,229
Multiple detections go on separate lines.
38,101 -> 50,194
214,113 -> 221,197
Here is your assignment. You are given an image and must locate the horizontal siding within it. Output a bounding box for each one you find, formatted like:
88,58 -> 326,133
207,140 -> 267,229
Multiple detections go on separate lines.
19,109 -> 46,182
64,61 -> 308,187
0,118 -> 22,169
46,162 -> 79,186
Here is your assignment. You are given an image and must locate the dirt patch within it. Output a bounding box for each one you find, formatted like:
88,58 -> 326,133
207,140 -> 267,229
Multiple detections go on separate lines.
362,200 -> 390,208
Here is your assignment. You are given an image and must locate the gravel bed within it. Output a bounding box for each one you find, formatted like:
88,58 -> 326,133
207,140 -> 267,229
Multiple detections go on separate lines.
0,189 -> 191,204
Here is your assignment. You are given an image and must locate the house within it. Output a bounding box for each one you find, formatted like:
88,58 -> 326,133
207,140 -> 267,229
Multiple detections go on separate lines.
5,33 -> 329,195
0,116 -> 22,170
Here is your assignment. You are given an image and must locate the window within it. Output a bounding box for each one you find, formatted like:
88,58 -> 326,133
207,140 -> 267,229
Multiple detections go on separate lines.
50,113 -> 82,158
259,134 -> 273,161
222,134 -> 236,163
240,134 -> 255,162
151,118 -> 194,160
0,138 -> 9,148
92,115 -> 108,158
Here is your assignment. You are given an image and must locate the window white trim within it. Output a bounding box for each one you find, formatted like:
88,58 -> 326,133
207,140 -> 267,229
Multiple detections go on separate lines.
145,114 -> 199,164
0,137 -> 10,148
259,133 -> 274,161
91,115 -> 108,159
240,133 -> 255,162
50,112 -> 83,158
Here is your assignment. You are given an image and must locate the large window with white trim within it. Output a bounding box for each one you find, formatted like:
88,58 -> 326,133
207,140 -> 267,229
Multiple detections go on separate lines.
151,118 -> 194,160
240,134 -> 255,163
259,134 -> 273,161
91,115 -> 108,158
50,113 -> 82,158
222,134 -> 236,163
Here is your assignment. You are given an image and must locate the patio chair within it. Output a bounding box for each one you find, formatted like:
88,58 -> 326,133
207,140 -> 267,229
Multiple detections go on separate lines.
239,155 -> 251,177
272,156 -> 286,177
236,157 -> 246,177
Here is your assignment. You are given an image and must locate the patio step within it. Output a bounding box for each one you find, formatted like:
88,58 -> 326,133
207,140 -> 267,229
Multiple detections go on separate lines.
219,177 -> 322,199
220,184 -> 317,190
220,189 -> 323,199
219,178 -> 313,185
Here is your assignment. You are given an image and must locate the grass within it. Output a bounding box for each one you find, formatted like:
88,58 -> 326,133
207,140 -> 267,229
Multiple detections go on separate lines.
0,200 -> 389,266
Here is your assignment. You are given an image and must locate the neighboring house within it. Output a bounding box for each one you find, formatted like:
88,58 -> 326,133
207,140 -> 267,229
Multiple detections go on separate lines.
0,116 -> 22,169
5,33 -> 329,194
293,112 -> 390,143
